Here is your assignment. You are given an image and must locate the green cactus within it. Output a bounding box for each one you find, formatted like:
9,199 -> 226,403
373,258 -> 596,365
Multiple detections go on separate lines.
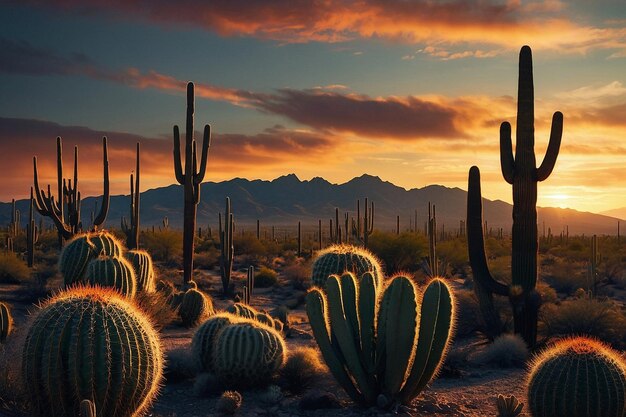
306,272 -> 454,407
216,390 -> 242,415
125,249 -> 155,293
80,400 -> 96,417
213,321 -> 286,388
467,46 -> 562,348
22,286 -> 163,417
86,256 -> 137,298
192,313 -> 238,372
527,337 -> 626,417
179,288 -> 214,327
226,302 -> 257,319
311,244 -> 383,288
59,233 -> 96,286
0,302 -> 12,342
89,231 -> 123,257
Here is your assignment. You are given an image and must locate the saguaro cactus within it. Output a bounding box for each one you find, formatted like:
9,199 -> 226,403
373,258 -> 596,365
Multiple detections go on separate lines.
33,136 -> 110,243
467,46 -> 562,348
173,82 -> 211,285
26,188 -> 39,268
219,197 -> 234,294
121,142 -> 140,250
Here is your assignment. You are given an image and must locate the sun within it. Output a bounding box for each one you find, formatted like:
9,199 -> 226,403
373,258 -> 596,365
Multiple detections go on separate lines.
544,194 -> 571,208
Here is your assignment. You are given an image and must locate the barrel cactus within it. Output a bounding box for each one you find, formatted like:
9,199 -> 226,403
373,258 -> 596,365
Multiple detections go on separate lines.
125,249 -> 155,293
89,231 -> 123,257
86,256 -> 136,298
306,272 -> 454,407
226,302 -> 257,319
179,288 -> 214,327
59,234 -> 95,286
311,244 -> 383,288
191,313 -> 239,372
22,286 -> 164,417
527,337 -> 626,417
0,302 -> 12,342
213,321 -> 286,387
216,390 -> 242,414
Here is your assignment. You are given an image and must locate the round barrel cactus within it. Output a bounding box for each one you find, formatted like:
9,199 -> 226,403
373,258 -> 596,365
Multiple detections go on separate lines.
311,244 -> 383,288
89,231 -> 124,257
213,321 -> 286,387
179,288 -> 214,327
125,249 -> 155,293
192,313 -> 239,372
59,234 -> 96,286
22,286 -> 164,417
226,302 -> 257,319
0,302 -> 12,342
528,337 -> 626,417
86,256 -> 136,298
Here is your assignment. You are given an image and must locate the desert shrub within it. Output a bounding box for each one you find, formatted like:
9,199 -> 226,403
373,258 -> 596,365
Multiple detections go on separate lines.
235,233 -> 268,258
255,266 -> 278,288
488,255 -> 512,285
437,238 -> 469,274
135,291 -> 177,330
367,231 -> 427,273
453,289 -> 481,338
283,263 -> 310,290
536,281 -> 558,305
279,347 -> 325,394
540,298 -> 626,348
0,253 -> 31,284
440,346 -> 471,378
473,334 -> 528,368
193,247 -> 220,270
216,391 -> 242,414
543,258 -> 589,294
484,237 -> 511,258
140,230 -> 182,263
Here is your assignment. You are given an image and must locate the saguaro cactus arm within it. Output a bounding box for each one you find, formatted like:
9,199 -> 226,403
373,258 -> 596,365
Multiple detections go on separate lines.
536,112 -> 563,181
499,122 -> 515,184
92,137 -> 110,227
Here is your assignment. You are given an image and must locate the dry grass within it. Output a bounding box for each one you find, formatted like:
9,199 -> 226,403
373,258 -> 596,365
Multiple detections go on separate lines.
279,347 -> 326,394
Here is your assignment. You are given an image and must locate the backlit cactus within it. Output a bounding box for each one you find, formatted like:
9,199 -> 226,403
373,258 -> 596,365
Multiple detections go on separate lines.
22,286 -> 163,417
125,249 -> 155,293
226,302 -> 257,319
306,272 -> 454,406
86,256 -> 137,298
59,234 -> 96,286
213,321 -> 286,387
527,337 -> 626,417
80,400 -> 96,417
311,244 -> 383,288
89,231 -> 123,257
0,302 -> 12,342
192,313 -> 238,372
179,288 -> 214,327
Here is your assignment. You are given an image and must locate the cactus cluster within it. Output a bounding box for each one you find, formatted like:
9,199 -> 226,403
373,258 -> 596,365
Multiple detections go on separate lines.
126,249 -> 156,293
226,302 -> 283,332
22,286 -> 163,417
527,337 -> 626,417
311,244 -> 383,288
179,288 -> 215,327
86,256 -> 136,298
306,269 -> 454,407
0,302 -> 12,342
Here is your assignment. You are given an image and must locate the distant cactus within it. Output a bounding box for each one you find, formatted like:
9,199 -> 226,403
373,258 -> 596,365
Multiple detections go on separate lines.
306,272 -> 454,407
86,256 -> 137,298
59,233 -> 95,286
219,197 -> 234,294
89,231 -> 123,257
213,321 -> 286,388
26,188 -> 39,267
527,337 -> 626,417
0,302 -> 12,342
192,313 -> 238,372
22,286 -> 163,417
80,399 -> 96,417
179,288 -> 214,327
216,390 -> 242,414
311,244 -> 383,288
125,249 -> 155,293
120,142 -> 141,250
496,394 -> 523,417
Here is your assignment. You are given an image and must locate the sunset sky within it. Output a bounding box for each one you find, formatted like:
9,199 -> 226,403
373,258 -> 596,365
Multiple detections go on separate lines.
1,1 -> 625,214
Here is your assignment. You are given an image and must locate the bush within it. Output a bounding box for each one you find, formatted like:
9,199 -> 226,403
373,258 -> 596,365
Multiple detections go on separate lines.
453,289 -> 481,338
193,247 -> 220,270
283,263 -> 310,290
140,230 -> 182,263
279,347 -> 325,394
255,266 -> 278,288
367,231 -> 427,273
543,258 -> 588,294
473,334 -> 528,368
540,298 -> 626,349
0,253 -> 31,284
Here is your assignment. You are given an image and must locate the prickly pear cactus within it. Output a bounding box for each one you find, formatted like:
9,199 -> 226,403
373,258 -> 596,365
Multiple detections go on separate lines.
311,244 -> 383,288
125,249 -> 155,293
0,302 -> 12,342
89,231 -> 123,257
179,288 -> 214,327
192,313 -> 239,372
22,286 -> 163,417
59,234 -> 95,286
213,321 -> 286,387
528,337 -> 626,417
86,256 -> 137,298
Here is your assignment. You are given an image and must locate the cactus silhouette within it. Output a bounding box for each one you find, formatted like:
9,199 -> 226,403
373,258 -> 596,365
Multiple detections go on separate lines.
219,197 -> 234,294
467,46 -> 562,347
26,188 -> 39,267
121,142 -> 141,250
173,82 -> 211,285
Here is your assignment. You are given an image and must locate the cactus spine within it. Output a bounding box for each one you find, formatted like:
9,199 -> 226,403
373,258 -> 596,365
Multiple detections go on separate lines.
0,302 -> 12,342
527,337 -> 626,417
59,234 -> 96,286
121,142 -> 140,250
86,256 -> 137,298
173,82 -> 211,286
311,244 -> 383,288
89,231 -> 123,257
125,249 -> 155,293
219,197 -> 234,294
306,272 -> 454,406
192,313 -> 238,372
33,136 -> 109,244
467,46 -> 562,348
22,286 -> 163,417
26,188 -> 39,267
179,288 -> 214,327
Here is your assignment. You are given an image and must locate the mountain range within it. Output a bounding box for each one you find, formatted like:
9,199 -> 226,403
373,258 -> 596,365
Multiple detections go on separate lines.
1,174 -> 622,236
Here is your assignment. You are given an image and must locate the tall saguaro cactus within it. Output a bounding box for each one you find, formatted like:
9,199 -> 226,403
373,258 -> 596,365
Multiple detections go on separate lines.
33,136 -> 109,244
467,46 -> 563,348
26,188 -> 39,268
219,197 -> 234,294
121,142 -> 141,249
173,82 -> 211,285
